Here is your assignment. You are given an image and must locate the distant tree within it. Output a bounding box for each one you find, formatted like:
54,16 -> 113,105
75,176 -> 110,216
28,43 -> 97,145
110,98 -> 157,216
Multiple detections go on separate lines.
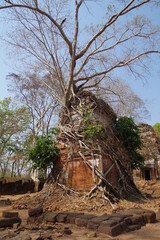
7,73 -> 58,141
153,123 -> 160,140
0,98 -> 31,177
95,79 -> 150,123
115,116 -> 144,169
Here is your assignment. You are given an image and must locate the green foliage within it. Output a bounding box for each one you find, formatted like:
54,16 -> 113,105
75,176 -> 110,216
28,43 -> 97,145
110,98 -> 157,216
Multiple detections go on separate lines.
48,127 -> 60,139
153,123 -> 160,139
28,135 -> 59,171
80,110 -> 105,140
0,98 -> 31,176
115,116 -> 144,169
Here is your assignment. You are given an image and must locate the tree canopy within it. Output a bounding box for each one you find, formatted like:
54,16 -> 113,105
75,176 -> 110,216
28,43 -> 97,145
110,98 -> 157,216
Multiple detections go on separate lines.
0,0 -> 159,108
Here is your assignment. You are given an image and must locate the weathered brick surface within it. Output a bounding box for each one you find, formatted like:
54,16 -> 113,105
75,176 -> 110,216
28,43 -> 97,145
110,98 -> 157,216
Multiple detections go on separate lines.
98,223 -> 122,236
119,220 -> 127,231
27,215 -> 43,225
87,222 -> 99,230
2,211 -> 19,218
56,213 -> 68,223
75,214 -> 95,227
44,212 -> 58,223
126,224 -> 141,232
28,206 -> 43,217
125,208 -> 146,215
66,212 -> 84,224
89,214 -> 111,224
0,217 -> 21,228
41,208 -> 157,237
130,215 -> 144,225
124,217 -> 132,225
75,218 -> 89,227
0,199 -> 11,207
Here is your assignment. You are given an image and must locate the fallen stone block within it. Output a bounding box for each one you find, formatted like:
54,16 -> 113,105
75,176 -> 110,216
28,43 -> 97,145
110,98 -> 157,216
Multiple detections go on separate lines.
75,218 -> 89,227
0,217 -> 21,228
119,220 -> 127,231
89,214 -> 111,224
66,212 -> 84,224
98,223 -> 122,236
0,199 -> 11,207
75,214 -> 95,227
56,213 -> 68,223
126,224 -> 141,232
43,211 -> 58,223
100,218 -> 123,228
27,215 -> 43,225
124,217 -> 132,225
126,208 -> 145,215
2,211 -> 19,218
130,215 -> 144,226
28,206 -> 43,217
87,222 -> 99,230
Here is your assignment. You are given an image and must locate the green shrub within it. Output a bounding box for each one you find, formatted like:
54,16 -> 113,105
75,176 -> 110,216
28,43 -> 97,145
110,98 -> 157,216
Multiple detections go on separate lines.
115,116 -> 144,169
28,135 -> 59,172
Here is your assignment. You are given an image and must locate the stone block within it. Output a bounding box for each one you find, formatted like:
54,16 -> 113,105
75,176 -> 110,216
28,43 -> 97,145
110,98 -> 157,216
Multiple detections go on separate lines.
27,215 -> 43,225
0,217 -> 21,228
98,223 -> 122,236
28,206 -> 43,217
66,212 -> 84,224
87,222 -> 99,230
2,211 -> 19,218
75,218 -> 89,227
56,213 -> 68,223
130,215 -> 144,225
43,212 -> 58,223
89,214 -> 111,224
0,199 -> 11,207
75,214 -> 95,227
127,208 -> 145,215
124,217 -> 132,225
119,220 -> 127,231
126,224 -> 141,232
100,218 -> 122,228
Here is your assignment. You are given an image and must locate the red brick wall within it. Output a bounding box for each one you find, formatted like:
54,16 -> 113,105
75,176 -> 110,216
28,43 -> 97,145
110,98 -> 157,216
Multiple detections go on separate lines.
53,144 -> 119,191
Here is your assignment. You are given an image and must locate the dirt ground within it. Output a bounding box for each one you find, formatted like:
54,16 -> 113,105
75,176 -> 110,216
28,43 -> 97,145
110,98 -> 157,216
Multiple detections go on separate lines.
11,179 -> 160,214
1,179 -> 160,239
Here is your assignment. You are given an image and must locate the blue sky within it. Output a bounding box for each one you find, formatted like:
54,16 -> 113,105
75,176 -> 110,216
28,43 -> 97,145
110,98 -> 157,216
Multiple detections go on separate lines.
0,1 -> 160,126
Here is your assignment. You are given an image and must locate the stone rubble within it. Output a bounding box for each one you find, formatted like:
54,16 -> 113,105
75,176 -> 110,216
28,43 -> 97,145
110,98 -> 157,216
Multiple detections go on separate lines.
0,206 -> 157,239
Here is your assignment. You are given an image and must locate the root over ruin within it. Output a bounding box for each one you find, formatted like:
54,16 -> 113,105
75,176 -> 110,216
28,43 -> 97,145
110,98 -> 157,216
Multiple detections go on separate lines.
51,91 -> 144,203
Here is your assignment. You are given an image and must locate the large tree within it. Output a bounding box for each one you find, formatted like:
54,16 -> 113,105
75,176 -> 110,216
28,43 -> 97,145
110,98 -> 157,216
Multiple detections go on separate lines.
0,0 -> 160,200
0,0 -> 159,106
